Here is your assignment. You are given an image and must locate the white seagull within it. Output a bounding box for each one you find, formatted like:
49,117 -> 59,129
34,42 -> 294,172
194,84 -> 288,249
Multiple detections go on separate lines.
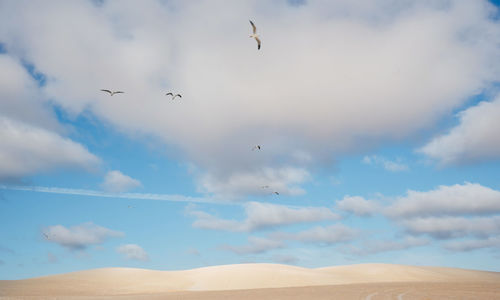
101,89 -> 124,96
249,20 -> 261,50
166,92 -> 182,100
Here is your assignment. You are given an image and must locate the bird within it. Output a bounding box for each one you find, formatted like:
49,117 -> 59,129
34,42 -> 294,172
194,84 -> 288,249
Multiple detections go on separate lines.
101,89 -> 124,96
249,20 -> 261,50
166,92 -> 182,100
261,185 -> 270,189
43,233 -> 49,240
274,191 -> 280,195
252,145 -> 261,151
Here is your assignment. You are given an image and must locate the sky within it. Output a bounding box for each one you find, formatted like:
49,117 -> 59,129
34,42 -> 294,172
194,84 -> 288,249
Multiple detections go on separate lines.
0,0 -> 500,280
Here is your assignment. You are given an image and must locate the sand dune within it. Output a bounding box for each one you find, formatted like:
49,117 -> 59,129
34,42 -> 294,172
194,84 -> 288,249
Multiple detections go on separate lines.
1,263 -> 499,299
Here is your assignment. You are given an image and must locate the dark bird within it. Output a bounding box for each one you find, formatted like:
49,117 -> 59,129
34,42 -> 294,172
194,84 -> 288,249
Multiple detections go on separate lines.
166,92 -> 182,100
100,89 -> 124,96
274,191 -> 280,195
252,145 -> 262,151
249,20 -> 261,50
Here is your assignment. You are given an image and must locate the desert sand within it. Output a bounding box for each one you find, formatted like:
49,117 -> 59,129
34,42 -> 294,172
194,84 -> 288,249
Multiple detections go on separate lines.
1,263 -> 499,299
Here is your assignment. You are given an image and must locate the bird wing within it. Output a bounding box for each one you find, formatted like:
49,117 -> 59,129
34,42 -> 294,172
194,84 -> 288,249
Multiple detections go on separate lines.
114,91 -> 124,94
166,92 -> 173,96
250,20 -> 257,34
101,89 -> 112,94
255,37 -> 261,50
176,94 -> 182,98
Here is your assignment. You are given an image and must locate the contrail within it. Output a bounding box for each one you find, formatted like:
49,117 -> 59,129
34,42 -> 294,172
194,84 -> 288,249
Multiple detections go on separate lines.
0,185 -> 228,204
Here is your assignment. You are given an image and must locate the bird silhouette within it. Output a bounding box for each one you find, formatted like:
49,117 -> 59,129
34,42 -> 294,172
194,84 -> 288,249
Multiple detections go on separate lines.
100,89 -> 124,96
249,20 -> 261,50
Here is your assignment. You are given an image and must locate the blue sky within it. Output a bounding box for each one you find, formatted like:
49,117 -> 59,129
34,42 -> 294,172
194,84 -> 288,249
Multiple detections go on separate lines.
1,0 -> 500,279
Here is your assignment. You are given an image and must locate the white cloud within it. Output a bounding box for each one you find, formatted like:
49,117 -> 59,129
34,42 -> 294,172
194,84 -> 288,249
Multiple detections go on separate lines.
444,237 -> 500,252
116,244 -> 149,261
198,167 -> 310,198
43,222 -> 124,250
102,170 -> 142,193
0,117 -> 100,180
273,224 -> 358,245
386,183 -> 500,218
401,216 -> 500,239
0,54 -> 58,131
189,201 -> 340,232
344,236 -> 430,255
362,155 -> 409,172
222,236 -> 284,255
1,1 -> 499,196
419,97 -> 500,165
336,195 -> 380,216
0,53 -> 100,182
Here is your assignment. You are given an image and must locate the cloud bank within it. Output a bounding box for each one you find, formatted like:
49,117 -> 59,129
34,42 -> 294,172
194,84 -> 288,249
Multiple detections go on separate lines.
102,170 -> 142,193
189,201 -> 340,232
43,222 -> 124,250
1,0 -> 499,195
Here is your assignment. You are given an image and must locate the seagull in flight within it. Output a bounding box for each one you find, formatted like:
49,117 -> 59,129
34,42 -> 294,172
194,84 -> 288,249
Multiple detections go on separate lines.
274,191 -> 280,195
101,89 -> 124,96
249,20 -> 261,50
252,145 -> 261,151
166,92 -> 182,100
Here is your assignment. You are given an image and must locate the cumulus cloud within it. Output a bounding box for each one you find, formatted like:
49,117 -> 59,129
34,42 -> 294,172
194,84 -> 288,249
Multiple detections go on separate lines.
1,0 -> 499,196
419,97 -> 500,165
337,195 -> 380,216
188,201 -> 340,232
116,244 -> 149,261
43,222 -> 124,250
0,54 -> 58,131
382,183 -> 500,250
102,170 -> 142,193
222,236 -> 284,255
362,155 -> 409,172
444,237 -> 500,252
0,117 -> 101,180
344,236 -> 430,255
198,167 -> 310,198
401,216 -> 500,239
272,224 -> 358,245
386,183 -> 500,218
0,52 -> 100,182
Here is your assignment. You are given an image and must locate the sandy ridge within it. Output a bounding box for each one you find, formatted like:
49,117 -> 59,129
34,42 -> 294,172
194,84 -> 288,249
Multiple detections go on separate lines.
1,263 -> 499,297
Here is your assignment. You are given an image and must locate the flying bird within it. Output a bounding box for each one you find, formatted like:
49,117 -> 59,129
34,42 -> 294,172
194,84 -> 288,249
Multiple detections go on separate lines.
43,233 -> 49,240
249,20 -> 261,50
101,89 -> 124,96
166,92 -> 182,100
274,191 -> 280,195
252,145 -> 261,151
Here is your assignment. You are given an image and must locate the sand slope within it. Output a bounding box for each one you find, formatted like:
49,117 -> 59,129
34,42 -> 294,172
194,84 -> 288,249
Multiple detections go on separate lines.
1,263 -> 499,297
